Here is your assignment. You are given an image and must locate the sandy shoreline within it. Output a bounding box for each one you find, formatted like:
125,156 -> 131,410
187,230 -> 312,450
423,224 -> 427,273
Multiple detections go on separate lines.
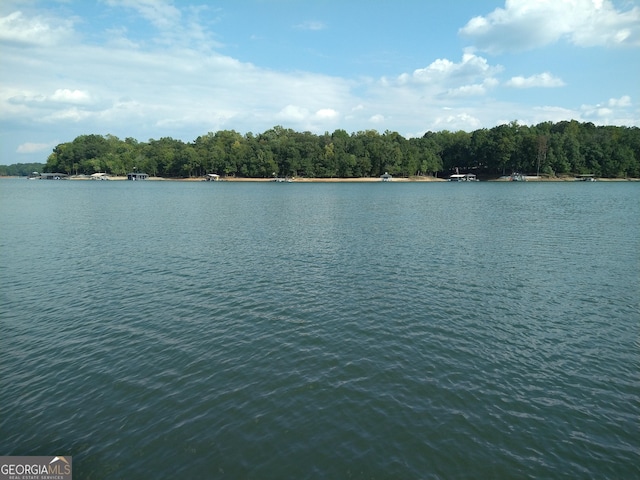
40,175 -> 448,182
4,175 -> 638,182
96,175 -> 640,182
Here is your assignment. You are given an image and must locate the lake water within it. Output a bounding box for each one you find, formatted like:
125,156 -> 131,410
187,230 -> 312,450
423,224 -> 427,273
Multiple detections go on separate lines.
1,179 -> 638,479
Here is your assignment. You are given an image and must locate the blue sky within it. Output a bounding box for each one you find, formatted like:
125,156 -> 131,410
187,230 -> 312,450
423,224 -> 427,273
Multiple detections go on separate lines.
1,0 -> 639,164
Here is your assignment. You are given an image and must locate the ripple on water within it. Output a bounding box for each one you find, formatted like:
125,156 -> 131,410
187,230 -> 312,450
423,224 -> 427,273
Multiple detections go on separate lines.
1,181 -> 638,478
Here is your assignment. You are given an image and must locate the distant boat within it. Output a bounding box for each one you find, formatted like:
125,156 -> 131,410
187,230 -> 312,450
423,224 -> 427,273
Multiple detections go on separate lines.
127,172 -> 148,180
272,175 -> 292,182
449,173 -> 477,182
380,172 -> 392,182
38,173 -> 69,180
575,174 -> 597,182
510,173 -> 525,181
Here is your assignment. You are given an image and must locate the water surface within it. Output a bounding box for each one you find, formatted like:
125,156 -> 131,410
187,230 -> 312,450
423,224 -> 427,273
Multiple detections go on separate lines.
1,179 -> 638,478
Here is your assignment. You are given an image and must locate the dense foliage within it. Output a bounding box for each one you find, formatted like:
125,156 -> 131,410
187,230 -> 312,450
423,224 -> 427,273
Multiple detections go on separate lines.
41,121 -> 640,178
0,162 -> 45,176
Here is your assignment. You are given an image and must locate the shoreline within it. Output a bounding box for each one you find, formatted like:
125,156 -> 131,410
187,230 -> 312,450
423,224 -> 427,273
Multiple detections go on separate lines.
3,175 -> 638,182
93,175 -> 640,182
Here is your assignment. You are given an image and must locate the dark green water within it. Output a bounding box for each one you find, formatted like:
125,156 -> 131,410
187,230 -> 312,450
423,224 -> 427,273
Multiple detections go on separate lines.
1,179 -> 638,479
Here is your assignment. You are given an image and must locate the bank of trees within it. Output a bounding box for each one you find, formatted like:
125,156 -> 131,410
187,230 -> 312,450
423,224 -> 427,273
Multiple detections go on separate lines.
43,121 -> 640,178
0,162 -> 45,176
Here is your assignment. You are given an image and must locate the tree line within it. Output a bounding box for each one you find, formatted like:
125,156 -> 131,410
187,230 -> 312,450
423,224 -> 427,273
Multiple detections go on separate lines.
0,162 -> 47,177
37,120 -> 640,178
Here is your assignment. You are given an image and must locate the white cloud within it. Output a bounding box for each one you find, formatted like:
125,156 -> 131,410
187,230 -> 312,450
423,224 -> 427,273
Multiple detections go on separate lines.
509,96 -> 637,128
447,84 -> 485,97
104,0 -> 181,30
460,0 -> 640,53
579,94 -> 636,125
277,105 -> 309,122
608,95 -> 632,107
446,78 -> 500,97
51,89 -> 92,104
0,11 -> 75,46
434,112 -> 482,130
0,5 -> 354,138
374,54 -> 503,118
506,72 -> 565,88
369,114 -> 385,124
315,108 -> 339,120
101,1 -> 222,50
45,107 -> 92,123
532,105 -> 578,120
407,53 -> 501,86
16,142 -> 55,154
7,89 -> 93,110
104,27 -> 141,49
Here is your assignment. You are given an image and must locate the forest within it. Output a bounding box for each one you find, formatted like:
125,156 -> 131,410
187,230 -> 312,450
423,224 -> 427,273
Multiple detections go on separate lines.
0,162 -> 48,177
20,120 -> 640,178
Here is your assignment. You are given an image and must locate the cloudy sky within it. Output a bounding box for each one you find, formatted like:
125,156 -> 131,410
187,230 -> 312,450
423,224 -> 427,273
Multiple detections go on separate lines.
1,0 -> 639,164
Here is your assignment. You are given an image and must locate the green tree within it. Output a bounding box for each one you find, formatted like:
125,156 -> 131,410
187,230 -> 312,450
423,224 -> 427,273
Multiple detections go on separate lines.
39,120 -> 640,180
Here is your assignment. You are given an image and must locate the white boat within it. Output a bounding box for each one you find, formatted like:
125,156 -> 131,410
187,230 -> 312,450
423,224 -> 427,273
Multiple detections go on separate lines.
575,174 -> 597,182
449,173 -> 477,182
